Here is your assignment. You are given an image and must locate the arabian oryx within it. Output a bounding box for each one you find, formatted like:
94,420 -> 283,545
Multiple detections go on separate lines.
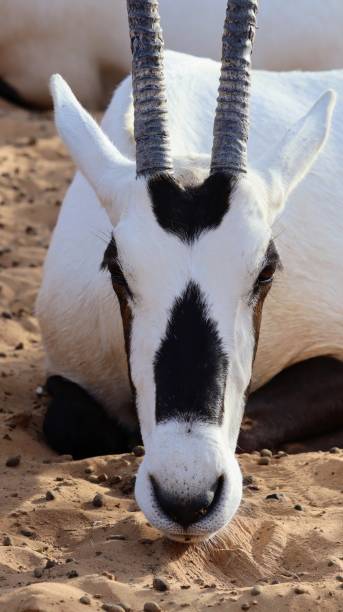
37,0 -> 343,542
2,0 -> 343,109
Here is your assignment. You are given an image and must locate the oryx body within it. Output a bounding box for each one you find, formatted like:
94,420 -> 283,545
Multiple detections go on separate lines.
2,0 -> 343,109
37,52 -> 343,537
37,0 -> 342,542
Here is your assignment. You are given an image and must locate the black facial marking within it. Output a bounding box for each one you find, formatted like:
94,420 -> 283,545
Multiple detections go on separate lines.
148,172 -> 234,243
101,235 -> 133,299
101,236 -> 136,404
154,282 -> 228,424
101,234 -> 118,271
250,240 -> 282,371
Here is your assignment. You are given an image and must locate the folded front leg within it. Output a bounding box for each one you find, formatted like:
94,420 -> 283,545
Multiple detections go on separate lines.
238,357 -> 343,453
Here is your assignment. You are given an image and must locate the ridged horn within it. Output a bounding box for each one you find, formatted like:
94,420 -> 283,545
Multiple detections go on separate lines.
126,0 -> 173,177
210,0 -> 258,176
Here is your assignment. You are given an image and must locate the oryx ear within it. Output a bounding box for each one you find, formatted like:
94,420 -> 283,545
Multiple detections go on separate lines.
50,74 -> 135,217
259,90 -> 336,223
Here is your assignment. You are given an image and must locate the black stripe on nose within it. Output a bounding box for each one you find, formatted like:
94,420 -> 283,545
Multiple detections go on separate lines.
154,282 -> 228,424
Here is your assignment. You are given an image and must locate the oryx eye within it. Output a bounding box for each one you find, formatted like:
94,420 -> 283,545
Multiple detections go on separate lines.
257,263 -> 276,286
253,240 -> 281,294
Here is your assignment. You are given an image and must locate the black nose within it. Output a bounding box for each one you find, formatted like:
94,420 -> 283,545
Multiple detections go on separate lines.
151,476 -> 223,528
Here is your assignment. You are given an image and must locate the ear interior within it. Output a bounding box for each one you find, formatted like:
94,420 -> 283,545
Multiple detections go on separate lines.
50,74 -> 135,216
258,89 -> 336,222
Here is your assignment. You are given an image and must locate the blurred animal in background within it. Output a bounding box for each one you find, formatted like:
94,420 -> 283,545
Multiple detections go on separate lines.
37,0 -> 343,542
1,0 -> 343,110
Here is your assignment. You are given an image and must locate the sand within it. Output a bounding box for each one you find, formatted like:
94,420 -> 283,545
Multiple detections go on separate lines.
0,105 -> 343,612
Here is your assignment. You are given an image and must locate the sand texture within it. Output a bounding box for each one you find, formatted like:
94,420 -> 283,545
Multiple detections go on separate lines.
0,106 -> 343,612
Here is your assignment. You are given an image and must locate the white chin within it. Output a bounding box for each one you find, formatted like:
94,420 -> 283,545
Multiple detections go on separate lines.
162,532 -> 213,544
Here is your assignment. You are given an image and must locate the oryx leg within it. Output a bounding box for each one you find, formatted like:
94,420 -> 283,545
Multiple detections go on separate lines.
238,357 -> 343,453
43,376 -> 140,460
282,427 -> 343,453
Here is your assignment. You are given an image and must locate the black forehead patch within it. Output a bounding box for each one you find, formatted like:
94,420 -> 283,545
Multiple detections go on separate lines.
154,281 -> 228,424
148,172 -> 234,243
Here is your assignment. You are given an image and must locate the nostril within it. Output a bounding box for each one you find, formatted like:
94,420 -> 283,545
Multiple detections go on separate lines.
151,475 -> 224,528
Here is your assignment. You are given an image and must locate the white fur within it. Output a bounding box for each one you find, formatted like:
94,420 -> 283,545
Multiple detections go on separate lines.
2,0 -> 343,108
37,52 -> 341,541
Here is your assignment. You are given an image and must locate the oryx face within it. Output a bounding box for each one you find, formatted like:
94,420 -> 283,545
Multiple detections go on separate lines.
100,170 -> 279,541
50,0 -> 334,541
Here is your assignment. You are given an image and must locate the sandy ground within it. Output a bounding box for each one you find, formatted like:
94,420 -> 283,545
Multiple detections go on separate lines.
0,105 -> 343,612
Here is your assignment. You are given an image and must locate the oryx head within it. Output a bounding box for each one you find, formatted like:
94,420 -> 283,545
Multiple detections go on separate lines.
50,0 -> 335,542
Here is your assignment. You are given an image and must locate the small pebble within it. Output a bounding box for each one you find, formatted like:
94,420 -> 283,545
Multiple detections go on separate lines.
20,529 -> 35,538
143,603 -> 162,612
243,474 -> 254,486
88,475 -> 98,483
109,475 -> 122,485
97,473 -> 108,483
329,446 -> 340,454
107,534 -> 127,541
102,571 -> 116,581
92,493 -> 104,508
80,595 -> 91,605
132,445 -> 145,457
102,605 -> 127,612
328,559 -> 337,567
153,576 -> 170,592
14,342 -> 24,351
260,449 -> 272,457
275,450 -> 287,458
258,457 -> 270,466
45,559 -> 56,569
294,504 -> 303,511
265,493 -> 283,501
2,311 -> 12,319
6,455 -> 21,467
241,604 -> 250,611
336,575 -> 343,582
85,467 -> 93,474
33,567 -> 43,578
251,585 -> 262,596
35,385 -> 45,396
3,536 -> 12,546
67,569 -> 79,579
294,586 -> 307,595
46,490 -> 55,501
248,484 -> 260,491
